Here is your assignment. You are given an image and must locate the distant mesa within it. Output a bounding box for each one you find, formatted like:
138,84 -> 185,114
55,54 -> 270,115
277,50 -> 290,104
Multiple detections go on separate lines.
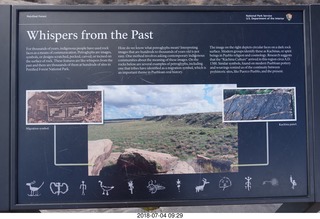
143,112 -> 223,128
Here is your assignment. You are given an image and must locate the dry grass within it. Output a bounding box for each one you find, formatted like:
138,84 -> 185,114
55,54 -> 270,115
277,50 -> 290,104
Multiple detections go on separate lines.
88,113 -> 238,162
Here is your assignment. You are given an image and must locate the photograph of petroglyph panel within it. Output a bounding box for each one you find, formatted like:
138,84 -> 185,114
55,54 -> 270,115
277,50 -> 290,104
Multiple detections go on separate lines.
223,87 -> 296,123
87,84 -> 239,176
26,90 -> 103,125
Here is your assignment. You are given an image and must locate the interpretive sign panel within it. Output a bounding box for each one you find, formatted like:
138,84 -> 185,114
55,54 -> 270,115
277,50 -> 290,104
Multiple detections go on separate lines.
9,6 -> 315,210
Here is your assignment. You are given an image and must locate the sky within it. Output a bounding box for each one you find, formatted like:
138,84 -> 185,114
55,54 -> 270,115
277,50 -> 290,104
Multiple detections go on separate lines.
88,84 -> 236,120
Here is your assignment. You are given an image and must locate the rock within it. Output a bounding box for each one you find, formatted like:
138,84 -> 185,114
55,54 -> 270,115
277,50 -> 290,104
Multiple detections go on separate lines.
96,148 -> 203,176
224,91 -> 294,121
100,148 -> 196,176
98,152 -> 122,176
196,154 -> 211,160
196,155 -> 232,172
88,139 -> 113,176
102,152 -> 121,167
167,161 -> 195,174
211,159 -> 232,172
117,148 -> 179,174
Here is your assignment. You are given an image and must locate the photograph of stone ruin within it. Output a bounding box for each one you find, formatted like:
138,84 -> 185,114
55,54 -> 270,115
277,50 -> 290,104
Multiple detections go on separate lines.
27,90 -> 103,124
223,88 -> 296,122
87,84 -> 238,176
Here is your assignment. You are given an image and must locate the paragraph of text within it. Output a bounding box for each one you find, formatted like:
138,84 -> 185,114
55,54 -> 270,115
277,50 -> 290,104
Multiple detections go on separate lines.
117,46 -> 206,75
209,45 -> 292,74
25,46 -> 112,72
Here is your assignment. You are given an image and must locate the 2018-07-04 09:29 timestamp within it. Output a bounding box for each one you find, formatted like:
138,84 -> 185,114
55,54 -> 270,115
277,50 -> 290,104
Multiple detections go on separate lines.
137,213 -> 183,218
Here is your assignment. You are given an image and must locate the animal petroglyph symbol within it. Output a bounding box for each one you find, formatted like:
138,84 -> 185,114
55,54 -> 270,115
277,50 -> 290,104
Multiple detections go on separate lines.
98,180 -> 114,196
147,180 -> 165,194
290,175 -> 297,190
219,177 -> 232,191
262,178 -> 279,186
50,182 -> 69,196
26,181 -> 44,197
195,178 -> 210,193
245,176 -> 252,191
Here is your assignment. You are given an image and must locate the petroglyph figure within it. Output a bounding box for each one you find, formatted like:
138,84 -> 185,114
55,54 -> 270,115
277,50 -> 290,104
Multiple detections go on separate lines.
195,178 -> 210,193
98,180 -> 114,196
50,182 -> 69,195
147,180 -> 165,194
80,181 -> 87,196
262,178 -> 279,186
219,177 -> 232,191
176,179 -> 181,192
290,175 -> 297,190
128,180 -> 134,194
26,181 -> 44,197
245,176 -> 252,191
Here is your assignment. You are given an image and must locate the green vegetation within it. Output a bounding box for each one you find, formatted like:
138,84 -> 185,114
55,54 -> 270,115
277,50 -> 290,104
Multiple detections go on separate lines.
88,113 -> 238,161
224,89 -> 274,99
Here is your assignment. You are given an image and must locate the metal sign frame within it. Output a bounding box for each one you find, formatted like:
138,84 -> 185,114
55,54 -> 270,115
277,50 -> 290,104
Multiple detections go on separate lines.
0,5 -> 317,212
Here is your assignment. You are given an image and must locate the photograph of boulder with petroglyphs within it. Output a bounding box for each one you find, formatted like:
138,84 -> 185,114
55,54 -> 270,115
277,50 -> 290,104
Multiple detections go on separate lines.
223,88 -> 296,122
87,84 -> 239,176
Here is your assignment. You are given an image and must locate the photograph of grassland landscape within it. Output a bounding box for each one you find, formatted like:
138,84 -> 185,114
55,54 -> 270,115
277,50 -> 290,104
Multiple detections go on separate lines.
87,84 -> 238,176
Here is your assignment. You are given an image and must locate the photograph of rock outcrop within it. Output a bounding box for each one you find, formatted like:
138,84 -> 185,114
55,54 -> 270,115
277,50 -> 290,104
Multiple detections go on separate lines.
223,88 -> 296,122
27,90 -> 103,124
87,84 -> 238,176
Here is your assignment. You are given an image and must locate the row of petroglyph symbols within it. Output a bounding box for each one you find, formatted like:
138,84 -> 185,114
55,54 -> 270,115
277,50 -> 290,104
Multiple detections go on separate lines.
26,176 -> 297,197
